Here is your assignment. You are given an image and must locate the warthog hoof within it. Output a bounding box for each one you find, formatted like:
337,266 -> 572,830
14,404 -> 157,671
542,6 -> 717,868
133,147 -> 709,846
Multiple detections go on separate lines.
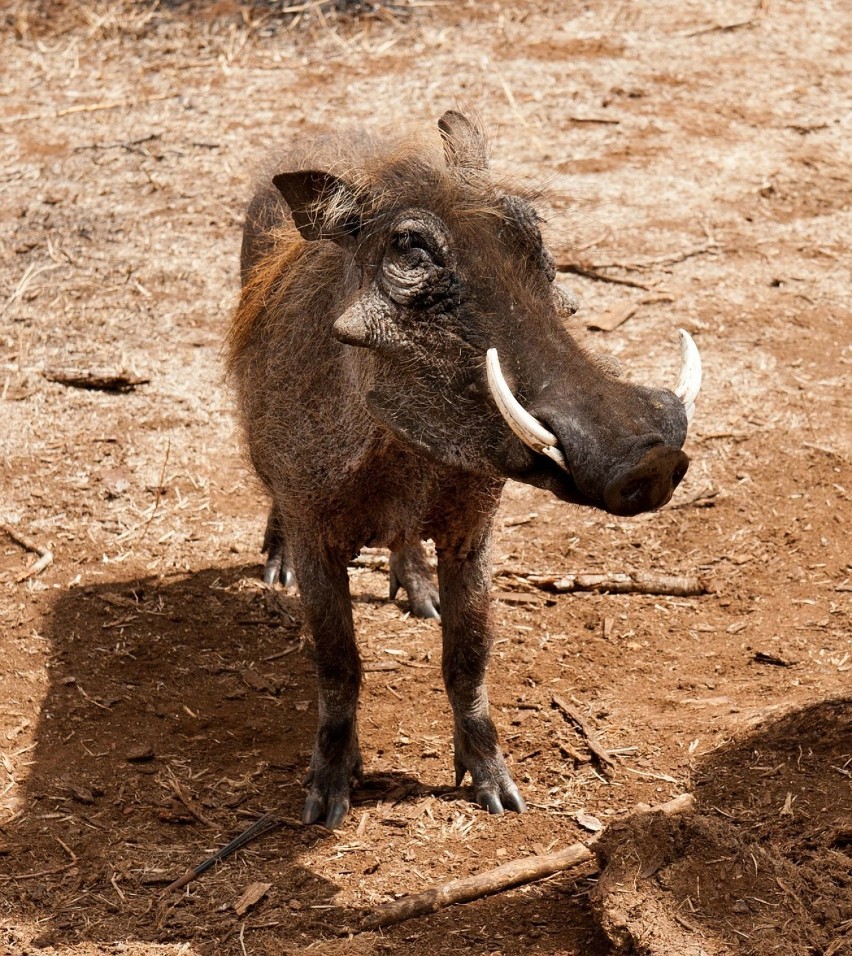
389,544 -> 441,620
302,747 -> 363,829
454,753 -> 527,815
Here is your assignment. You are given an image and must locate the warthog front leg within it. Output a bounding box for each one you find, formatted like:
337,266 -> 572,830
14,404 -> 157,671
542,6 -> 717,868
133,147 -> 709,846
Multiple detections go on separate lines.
389,540 -> 440,619
437,531 -> 526,815
294,543 -> 362,829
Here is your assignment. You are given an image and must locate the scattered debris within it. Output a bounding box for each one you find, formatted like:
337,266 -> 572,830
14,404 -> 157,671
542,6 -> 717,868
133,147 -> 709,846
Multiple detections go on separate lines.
551,695 -> 617,770
165,772 -> 218,830
360,794 -> 694,931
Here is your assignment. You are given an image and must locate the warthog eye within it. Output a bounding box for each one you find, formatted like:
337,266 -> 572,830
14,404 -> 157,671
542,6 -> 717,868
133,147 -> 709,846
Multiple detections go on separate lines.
382,214 -> 454,306
392,229 -> 441,266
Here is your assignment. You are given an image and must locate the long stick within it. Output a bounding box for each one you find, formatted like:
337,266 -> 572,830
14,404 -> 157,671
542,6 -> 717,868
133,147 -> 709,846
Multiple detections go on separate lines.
1,93 -> 178,127
361,794 -> 694,931
498,570 -> 706,597
555,262 -> 652,291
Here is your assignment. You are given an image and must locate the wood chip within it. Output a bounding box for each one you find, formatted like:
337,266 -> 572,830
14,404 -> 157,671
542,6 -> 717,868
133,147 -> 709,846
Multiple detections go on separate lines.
753,651 -> 795,667
234,881 -> 272,917
363,660 -> 400,672
575,810 -> 603,832
586,302 -> 637,332
494,590 -> 543,606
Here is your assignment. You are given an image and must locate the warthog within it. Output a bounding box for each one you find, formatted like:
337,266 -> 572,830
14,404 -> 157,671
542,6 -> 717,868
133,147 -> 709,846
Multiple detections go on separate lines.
227,112 -> 701,828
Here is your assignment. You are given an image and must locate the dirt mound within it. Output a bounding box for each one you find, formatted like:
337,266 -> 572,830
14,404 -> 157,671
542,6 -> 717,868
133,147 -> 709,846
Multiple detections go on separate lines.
593,699 -> 852,955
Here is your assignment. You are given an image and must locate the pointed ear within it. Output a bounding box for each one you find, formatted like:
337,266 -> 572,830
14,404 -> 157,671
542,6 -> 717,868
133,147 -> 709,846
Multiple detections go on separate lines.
272,170 -> 362,245
438,111 -> 489,171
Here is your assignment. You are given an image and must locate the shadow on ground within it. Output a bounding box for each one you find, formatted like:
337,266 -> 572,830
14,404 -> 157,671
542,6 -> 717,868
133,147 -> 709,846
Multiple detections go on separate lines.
0,567 -> 612,955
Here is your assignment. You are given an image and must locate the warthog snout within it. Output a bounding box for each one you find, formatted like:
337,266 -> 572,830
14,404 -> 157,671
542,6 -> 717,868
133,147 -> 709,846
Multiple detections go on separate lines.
603,445 -> 690,516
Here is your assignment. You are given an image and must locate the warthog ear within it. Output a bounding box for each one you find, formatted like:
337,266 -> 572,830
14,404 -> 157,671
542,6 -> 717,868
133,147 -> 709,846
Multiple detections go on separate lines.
272,170 -> 361,246
438,111 -> 489,172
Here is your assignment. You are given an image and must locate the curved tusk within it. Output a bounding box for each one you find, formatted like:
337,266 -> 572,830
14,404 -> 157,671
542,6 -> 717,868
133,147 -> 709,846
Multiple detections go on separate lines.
486,349 -> 569,470
541,444 -> 569,469
674,329 -> 702,410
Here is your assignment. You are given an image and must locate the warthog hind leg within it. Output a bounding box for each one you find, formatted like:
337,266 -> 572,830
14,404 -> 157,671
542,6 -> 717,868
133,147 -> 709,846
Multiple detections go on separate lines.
262,505 -> 295,587
389,540 -> 441,619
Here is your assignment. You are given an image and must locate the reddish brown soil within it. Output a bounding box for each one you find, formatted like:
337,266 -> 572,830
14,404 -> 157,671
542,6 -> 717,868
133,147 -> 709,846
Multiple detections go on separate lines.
1,2 -> 849,954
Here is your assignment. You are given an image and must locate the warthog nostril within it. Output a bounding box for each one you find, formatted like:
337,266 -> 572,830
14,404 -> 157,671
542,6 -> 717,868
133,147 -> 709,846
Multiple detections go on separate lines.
603,447 -> 690,517
671,458 -> 688,489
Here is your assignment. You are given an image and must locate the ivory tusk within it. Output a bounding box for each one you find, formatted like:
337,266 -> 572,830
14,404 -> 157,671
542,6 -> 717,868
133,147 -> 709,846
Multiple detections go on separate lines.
486,349 -> 568,470
674,329 -> 702,410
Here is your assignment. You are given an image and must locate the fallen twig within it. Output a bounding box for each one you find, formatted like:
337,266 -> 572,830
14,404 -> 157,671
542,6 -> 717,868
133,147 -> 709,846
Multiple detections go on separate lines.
497,570 -> 707,597
1,522 -> 53,582
165,772 -> 219,830
666,486 -> 718,510
551,695 -> 616,769
4,838 -> 77,882
594,243 -> 720,272
567,115 -> 621,125
42,368 -> 149,393
0,93 -> 179,127
361,793 -> 694,930
555,261 -> 652,291
685,17 -> 758,37
73,133 -> 161,153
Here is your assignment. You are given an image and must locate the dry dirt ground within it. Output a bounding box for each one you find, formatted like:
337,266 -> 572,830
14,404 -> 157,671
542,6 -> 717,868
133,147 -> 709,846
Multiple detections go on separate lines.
0,1 -> 850,954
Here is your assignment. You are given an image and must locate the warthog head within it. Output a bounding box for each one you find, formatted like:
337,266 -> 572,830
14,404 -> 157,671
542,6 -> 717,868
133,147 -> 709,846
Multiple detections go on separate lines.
272,111 -> 699,516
